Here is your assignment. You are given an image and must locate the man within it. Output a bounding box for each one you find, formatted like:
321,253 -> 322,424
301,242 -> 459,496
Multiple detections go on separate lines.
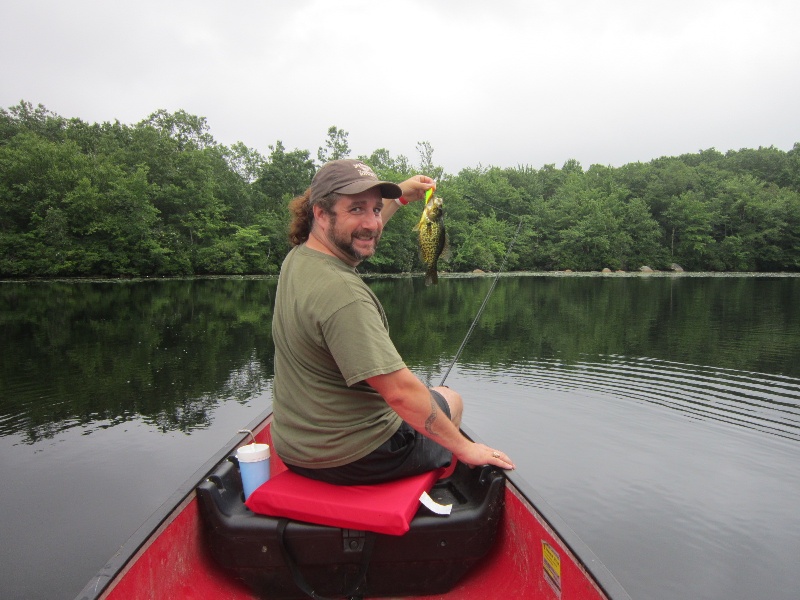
271,159 -> 514,484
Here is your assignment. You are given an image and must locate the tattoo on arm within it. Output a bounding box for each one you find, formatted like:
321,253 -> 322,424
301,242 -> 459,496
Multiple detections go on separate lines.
424,396 -> 439,437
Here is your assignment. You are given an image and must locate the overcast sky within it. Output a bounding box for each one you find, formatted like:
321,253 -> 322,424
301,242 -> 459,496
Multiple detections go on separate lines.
2,0 -> 799,175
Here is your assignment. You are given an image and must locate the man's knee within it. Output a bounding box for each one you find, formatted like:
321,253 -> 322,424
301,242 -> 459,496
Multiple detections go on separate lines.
433,386 -> 463,427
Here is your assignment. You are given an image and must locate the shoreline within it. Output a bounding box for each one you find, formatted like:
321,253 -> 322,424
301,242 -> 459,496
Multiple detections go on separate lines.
3,270 -> 800,284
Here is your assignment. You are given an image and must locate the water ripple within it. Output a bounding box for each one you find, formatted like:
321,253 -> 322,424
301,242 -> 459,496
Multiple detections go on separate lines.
502,355 -> 800,442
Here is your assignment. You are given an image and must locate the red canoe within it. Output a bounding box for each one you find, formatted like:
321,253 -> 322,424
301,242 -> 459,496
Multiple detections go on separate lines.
76,409 -> 631,600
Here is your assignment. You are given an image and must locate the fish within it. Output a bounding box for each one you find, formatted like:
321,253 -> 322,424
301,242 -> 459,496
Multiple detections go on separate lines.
414,194 -> 447,285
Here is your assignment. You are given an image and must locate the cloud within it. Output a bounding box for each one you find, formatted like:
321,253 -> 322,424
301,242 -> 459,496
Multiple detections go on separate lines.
2,0 -> 798,174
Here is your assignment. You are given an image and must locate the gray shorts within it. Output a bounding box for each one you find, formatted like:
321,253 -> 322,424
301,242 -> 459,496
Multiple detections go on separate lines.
286,390 -> 453,485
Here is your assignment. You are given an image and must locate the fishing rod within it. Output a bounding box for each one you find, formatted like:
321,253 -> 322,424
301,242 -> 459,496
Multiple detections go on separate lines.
439,195 -> 524,387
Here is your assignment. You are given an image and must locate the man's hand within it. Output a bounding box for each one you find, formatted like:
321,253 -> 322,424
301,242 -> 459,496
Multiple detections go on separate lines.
454,442 -> 516,471
399,175 -> 436,203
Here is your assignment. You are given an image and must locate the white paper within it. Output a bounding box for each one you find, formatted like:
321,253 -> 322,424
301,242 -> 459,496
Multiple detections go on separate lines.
419,491 -> 452,515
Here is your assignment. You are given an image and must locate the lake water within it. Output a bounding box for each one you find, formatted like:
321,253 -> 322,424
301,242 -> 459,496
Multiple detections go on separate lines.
1,274 -> 799,600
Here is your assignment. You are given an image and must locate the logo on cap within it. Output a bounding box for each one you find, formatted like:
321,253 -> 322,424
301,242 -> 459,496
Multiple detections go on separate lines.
353,162 -> 377,179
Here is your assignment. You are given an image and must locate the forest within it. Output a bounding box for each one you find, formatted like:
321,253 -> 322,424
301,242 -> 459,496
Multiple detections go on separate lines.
2,100 -> 799,278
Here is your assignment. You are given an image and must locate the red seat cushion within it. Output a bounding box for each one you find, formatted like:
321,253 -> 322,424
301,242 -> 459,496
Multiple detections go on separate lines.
244,468 -> 442,536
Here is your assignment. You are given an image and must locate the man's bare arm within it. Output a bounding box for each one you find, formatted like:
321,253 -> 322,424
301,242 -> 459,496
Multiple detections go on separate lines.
366,368 -> 515,470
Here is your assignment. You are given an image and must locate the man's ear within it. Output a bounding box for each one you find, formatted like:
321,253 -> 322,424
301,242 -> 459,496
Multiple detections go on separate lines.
311,203 -> 326,223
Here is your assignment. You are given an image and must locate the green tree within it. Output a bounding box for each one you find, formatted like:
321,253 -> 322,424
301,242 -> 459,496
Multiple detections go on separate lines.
225,142 -> 266,184
786,143 -> 800,191
450,215 -> 513,272
2,100 -> 799,277
724,146 -> 791,188
0,132 -> 87,275
713,174 -> 799,271
0,100 -> 66,142
254,141 -> 315,212
142,109 -> 216,150
359,148 -> 413,180
415,141 -> 444,181
662,190 -> 717,269
544,169 -> 662,271
317,126 -> 350,164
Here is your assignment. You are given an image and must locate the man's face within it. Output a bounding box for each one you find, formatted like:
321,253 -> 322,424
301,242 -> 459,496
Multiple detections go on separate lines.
318,187 -> 384,266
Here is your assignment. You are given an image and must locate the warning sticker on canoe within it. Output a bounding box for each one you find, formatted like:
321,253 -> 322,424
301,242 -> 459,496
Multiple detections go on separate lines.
542,540 -> 562,596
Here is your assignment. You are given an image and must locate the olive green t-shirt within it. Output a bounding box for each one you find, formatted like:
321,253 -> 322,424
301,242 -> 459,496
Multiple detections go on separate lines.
271,244 -> 405,468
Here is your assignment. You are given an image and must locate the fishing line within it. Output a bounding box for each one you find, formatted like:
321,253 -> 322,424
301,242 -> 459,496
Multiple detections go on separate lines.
439,209 -> 524,387
462,194 -> 521,220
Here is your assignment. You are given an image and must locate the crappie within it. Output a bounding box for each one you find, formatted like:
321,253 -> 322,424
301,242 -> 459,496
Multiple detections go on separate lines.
414,195 -> 447,285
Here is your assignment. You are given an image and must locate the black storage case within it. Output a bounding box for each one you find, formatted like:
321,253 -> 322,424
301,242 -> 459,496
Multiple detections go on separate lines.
197,457 -> 505,599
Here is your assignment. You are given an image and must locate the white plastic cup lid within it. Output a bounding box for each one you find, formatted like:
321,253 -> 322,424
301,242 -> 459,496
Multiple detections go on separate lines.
236,442 -> 270,462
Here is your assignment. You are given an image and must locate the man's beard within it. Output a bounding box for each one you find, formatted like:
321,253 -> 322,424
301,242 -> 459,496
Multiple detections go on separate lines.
328,214 -> 381,263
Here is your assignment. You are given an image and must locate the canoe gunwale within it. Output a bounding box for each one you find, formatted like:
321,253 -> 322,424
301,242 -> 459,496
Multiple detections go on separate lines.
465,422 -> 633,600
74,407 -> 274,600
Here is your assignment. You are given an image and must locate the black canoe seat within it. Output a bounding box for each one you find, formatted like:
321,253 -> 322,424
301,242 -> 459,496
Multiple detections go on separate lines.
197,458 -> 505,599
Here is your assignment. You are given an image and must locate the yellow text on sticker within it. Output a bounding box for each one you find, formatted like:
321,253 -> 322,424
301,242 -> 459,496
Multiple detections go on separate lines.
542,541 -> 562,596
